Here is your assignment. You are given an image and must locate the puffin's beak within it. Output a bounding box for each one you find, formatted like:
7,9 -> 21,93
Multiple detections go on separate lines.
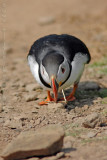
51,76 -> 59,102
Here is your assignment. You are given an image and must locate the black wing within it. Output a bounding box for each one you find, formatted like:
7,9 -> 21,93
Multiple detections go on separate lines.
28,34 -> 91,64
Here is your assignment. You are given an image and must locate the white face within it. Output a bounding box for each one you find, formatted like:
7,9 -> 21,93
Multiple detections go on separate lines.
40,64 -> 50,84
40,58 -> 70,87
56,58 -> 70,85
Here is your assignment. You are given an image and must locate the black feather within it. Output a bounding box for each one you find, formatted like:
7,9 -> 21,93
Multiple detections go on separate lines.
28,34 -> 91,64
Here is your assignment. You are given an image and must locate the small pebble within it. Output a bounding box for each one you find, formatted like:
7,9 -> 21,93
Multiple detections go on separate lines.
80,132 -> 97,138
86,132 -> 97,138
48,103 -> 64,109
56,152 -> 65,159
79,81 -> 100,90
24,93 -> 37,102
28,158 -> 39,160
0,105 -> 3,113
25,83 -> 40,92
38,16 -> 55,25
82,113 -> 100,128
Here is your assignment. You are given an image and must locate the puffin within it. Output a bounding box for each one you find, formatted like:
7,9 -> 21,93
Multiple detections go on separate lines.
27,34 -> 91,105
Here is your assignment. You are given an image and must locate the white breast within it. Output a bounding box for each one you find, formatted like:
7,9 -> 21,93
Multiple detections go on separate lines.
59,52 -> 88,90
28,55 -> 51,90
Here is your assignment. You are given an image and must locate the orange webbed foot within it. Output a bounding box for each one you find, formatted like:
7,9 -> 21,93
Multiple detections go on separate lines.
60,84 -> 78,102
39,91 -> 54,105
59,96 -> 76,102
39,97 -> 54,105
66,96 -> 76,101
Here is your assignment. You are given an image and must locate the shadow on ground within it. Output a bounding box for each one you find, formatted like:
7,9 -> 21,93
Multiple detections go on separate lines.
62,81 -> 107,111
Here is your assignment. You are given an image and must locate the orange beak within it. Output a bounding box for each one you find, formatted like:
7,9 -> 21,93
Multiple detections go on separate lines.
51,76 -> 59,102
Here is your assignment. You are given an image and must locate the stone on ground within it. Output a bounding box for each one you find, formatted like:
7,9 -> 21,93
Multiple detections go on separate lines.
79,81 -> 100,90
0,104 -> 3,113
1,125 -> 65,160
28,158 -> 40,160
48,103 -> 64,109
82,112 -> 101,128
38,16 -> 55,25
24,93 -> 37,102
80,131 -> 97,139
25,84 -> 41,92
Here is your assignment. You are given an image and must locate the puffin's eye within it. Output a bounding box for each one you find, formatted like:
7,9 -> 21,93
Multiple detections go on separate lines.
61,67 -> 65,73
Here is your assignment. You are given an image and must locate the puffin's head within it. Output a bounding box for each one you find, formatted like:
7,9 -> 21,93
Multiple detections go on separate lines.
40,51 -> 70,102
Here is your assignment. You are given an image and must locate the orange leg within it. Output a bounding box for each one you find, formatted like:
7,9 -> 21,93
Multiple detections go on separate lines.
60,83 -> 78,102
66,83 -> 78,101
39,91 -> 54,105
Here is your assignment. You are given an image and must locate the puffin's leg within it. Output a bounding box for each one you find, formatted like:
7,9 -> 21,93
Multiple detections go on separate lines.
66,83 -> 78,101
39,91 -> 54,105
46,91 -> 54,101
59,83 -> 78,102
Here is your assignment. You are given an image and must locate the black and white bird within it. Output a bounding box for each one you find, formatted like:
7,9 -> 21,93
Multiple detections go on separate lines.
27,34 -> 91,105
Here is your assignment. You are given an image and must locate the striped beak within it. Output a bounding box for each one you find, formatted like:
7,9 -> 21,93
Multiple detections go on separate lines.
51,76 -> 59,102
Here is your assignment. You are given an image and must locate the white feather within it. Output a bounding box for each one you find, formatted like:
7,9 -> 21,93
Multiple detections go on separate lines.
59,52 -> 88,90
28,55 -> 51,90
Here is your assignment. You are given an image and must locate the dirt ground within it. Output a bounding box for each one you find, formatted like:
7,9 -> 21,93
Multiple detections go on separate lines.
0,0 -> 107,159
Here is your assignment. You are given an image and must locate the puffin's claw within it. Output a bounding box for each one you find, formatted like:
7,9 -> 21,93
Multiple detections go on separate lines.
39,97 -> 54,105
39,100 -> 48,105
39,91 -> 54,105
59,96 -> 75,102
60,84 -> 78,102
66,95 -> 76,101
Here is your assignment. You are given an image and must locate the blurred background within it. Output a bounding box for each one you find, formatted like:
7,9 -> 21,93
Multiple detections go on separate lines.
1,0 -> 107,61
